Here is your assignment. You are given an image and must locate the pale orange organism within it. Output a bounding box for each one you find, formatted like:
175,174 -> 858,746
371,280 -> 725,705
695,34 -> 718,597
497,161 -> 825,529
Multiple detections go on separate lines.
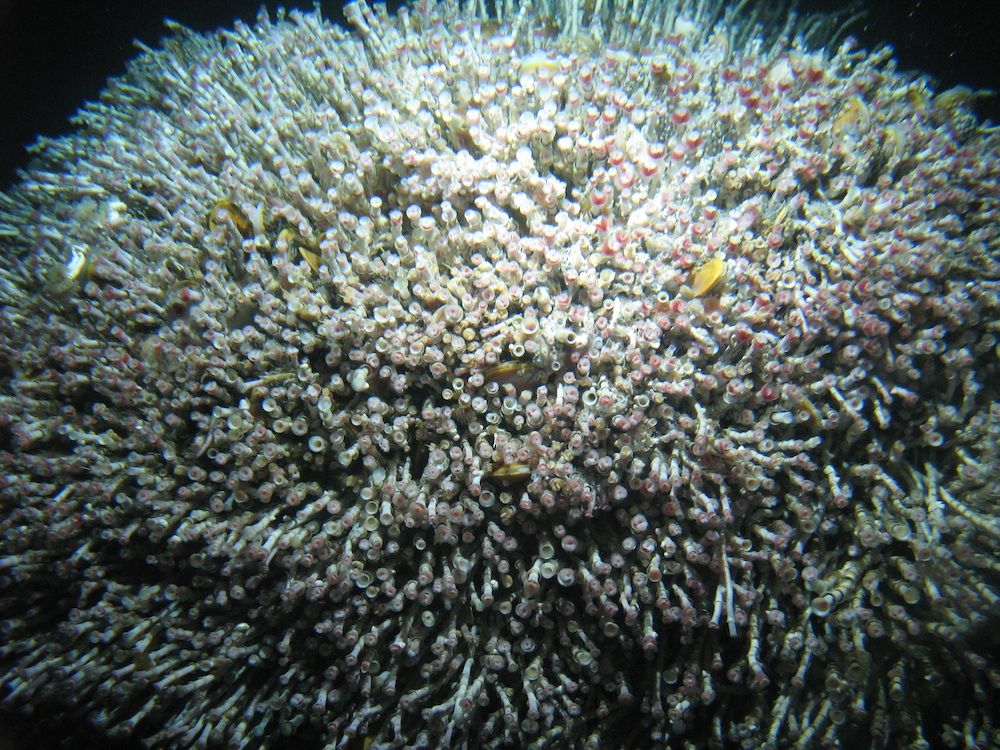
299,247 -> 321,273
487,462 -> 532,484
482,360 -> 541,387
689,256 -> 726,297
207,199 -> 253,238
832,96 -> 871,138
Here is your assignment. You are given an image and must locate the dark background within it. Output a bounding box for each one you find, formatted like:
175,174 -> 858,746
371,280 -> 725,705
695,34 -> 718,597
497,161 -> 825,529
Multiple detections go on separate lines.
0,0 -> 998,190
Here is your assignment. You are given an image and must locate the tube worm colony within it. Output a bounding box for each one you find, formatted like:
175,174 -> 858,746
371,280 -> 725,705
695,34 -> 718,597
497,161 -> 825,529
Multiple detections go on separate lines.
0,1 -> 998,748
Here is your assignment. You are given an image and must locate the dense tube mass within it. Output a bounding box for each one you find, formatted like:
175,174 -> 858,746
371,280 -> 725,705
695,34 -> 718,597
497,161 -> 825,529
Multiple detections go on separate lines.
0,1 -> 998,748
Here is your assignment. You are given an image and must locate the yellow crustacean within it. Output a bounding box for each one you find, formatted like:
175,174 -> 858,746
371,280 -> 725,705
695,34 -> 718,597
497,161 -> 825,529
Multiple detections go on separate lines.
277,228 -> 322,273
832,96 -> 871,138
482,360 -> 539,386
932,85 -> 994,112
519,51 -> 561,77
276,228 -> 297,247
931,86 -> 995,140
299,247 -> 321,273
689,256 -> 726,297
207,199 -> 253,238
44,243 -> 95,298
487,462 -> 532,484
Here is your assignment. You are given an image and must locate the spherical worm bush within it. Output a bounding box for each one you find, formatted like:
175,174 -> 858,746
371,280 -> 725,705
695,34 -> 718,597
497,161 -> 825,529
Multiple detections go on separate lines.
1,1 -> 999,749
